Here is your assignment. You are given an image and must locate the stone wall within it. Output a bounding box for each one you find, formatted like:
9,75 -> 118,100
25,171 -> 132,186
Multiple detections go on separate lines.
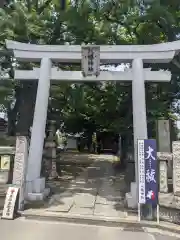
158,141 -> 180,224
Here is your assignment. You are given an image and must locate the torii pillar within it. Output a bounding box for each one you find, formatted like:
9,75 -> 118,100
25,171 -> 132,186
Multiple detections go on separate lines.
132,59 -> 148,187
27,58 -> 51,183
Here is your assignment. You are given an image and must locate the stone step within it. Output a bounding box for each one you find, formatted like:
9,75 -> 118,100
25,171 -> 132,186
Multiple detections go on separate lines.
57,153 -> 119,164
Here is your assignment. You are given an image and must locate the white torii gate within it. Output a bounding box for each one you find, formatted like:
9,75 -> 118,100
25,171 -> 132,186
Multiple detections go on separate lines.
6,40 -> 177,205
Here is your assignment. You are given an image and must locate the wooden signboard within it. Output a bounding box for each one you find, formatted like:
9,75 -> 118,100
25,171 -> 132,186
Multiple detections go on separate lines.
1,186 -> 19,220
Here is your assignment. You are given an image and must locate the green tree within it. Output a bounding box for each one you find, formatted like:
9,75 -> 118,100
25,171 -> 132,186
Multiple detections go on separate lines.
0,0 -> 179,143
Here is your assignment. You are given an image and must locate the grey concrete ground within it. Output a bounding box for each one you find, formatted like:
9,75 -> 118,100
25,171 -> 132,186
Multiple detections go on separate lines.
0,218 -> 179,240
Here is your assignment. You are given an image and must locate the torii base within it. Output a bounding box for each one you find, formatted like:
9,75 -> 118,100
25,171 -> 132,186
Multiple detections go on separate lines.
25,178 -> 50,201
125,182 -> 138,209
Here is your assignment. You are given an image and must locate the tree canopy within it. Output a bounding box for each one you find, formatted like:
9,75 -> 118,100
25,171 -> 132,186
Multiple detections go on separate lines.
0,0 -> 180,139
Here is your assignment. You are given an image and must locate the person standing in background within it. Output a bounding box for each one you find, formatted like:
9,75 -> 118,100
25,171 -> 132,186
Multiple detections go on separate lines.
92,132 -> 97,153
55,126 -> 67,153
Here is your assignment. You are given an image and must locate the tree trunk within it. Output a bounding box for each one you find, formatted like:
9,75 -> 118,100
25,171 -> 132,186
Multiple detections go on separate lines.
16,81 -> 37,136
121,134 -> 128,168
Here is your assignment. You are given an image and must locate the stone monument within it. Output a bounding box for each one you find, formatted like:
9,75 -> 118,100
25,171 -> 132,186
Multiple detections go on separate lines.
157,119 -> 172,179
172,141 -> 180,196
13,136 -> 29,210
158,152 -> 172,193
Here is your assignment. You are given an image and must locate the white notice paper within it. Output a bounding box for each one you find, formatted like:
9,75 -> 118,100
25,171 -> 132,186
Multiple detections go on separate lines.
138,139 -> 146,204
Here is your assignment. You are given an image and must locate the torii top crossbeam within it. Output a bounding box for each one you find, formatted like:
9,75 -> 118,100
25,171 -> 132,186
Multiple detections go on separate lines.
5,40 -> 180,63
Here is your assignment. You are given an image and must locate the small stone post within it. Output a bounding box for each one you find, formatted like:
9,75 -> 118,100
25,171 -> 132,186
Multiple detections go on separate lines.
172,141 -> 180,196
157,152 -> 172,193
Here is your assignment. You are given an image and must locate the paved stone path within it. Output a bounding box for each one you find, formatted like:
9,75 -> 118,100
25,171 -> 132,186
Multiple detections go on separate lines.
46,153 -> 127,218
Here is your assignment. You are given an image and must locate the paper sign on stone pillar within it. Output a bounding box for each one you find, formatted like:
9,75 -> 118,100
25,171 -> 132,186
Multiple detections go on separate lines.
0,155 -> 11,170
13,136 -> 29,210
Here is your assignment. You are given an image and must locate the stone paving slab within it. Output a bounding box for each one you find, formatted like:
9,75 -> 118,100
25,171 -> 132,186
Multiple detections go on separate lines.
46,204 -> 72,212
95,195 -> 123,205
49,192 -> 74,200
74,193 -> 96,208
70,181 -> 99,190
72,188 -> 97,195
47,197 -> 74,212
70,205 -> 94,215
98,189 -> 122,199
71,179 -> 100,190
94,203 -> 126,217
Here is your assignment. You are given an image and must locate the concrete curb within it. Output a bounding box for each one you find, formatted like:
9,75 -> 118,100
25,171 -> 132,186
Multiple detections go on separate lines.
19,211 -> 180,234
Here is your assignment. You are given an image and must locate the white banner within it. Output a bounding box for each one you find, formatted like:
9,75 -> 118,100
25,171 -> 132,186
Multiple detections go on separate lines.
138,139 -> 145,204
